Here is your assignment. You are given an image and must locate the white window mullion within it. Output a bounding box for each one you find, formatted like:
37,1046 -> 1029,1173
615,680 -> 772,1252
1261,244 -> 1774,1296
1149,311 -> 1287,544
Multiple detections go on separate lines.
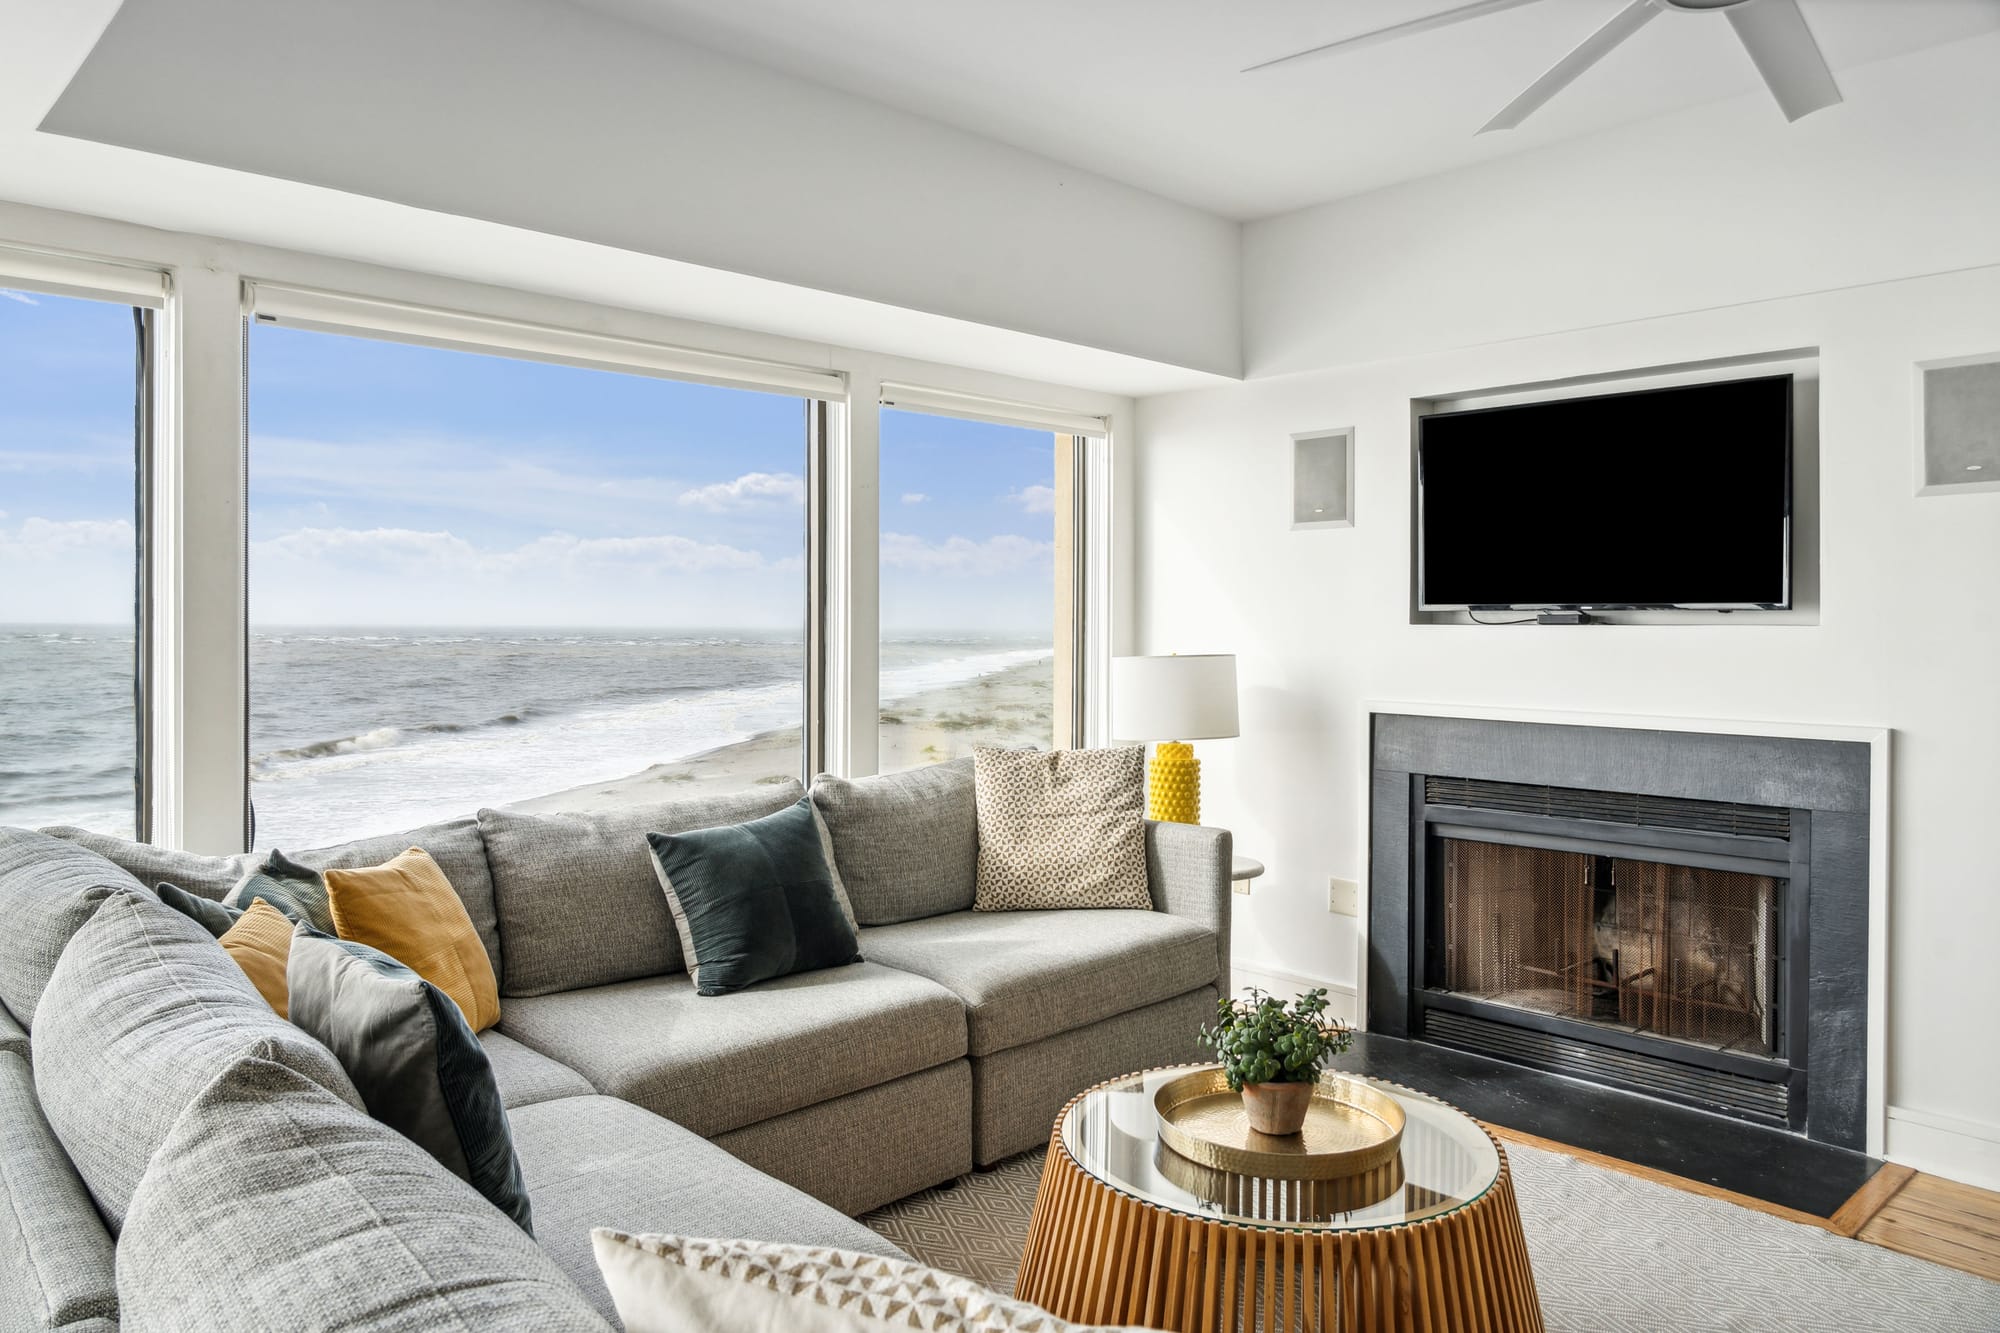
147,267 -> 247,853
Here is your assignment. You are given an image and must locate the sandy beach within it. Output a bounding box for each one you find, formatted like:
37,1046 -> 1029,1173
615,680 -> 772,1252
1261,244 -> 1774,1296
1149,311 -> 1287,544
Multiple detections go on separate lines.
509,656 -> 1053,814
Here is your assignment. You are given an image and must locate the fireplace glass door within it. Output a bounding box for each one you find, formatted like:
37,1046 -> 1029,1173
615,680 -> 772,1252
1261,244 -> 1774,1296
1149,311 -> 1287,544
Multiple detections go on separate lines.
1436,837 -> 1781,1058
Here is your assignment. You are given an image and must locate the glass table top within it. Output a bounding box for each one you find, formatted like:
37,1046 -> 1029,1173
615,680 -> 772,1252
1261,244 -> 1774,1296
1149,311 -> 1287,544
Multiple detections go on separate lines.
1061,1067 -> 1501,1232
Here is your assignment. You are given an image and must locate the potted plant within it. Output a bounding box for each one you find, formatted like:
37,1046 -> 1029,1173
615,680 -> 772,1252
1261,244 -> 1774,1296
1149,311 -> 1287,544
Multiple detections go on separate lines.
1198,987 -> 1351,1135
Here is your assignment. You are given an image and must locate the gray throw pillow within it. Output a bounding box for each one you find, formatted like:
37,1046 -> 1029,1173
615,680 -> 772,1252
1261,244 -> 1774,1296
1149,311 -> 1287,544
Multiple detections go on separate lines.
286,926 -> 532,1232
223,849 -> 335,934
645,799 -> 860,997
971,746 -> 1152,911
810,758 -> 978,924
155,881 -> 243,937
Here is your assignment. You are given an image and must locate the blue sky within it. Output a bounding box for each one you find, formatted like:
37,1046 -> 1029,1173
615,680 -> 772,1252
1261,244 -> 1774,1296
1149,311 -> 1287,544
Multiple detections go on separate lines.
1,292 -> 1056,634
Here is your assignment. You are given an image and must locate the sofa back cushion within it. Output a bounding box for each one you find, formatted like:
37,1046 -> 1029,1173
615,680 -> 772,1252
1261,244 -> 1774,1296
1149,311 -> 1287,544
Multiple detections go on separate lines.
478,782 -> 806,996
40,818 -> 504,981
0,1051 -> 118,1332
116,1056 -> 609,1333
30,892 -> 362,1231
809,758 -> 977,925
0,827 -> 147,1027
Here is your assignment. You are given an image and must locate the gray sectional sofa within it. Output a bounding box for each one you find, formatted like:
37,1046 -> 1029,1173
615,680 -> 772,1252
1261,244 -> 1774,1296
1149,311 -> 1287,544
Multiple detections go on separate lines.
0,757 -> 1230,1330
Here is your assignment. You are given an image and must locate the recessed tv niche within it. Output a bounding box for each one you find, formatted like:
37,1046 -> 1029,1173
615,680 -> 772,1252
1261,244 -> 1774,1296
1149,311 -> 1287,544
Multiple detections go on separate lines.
1417,374 -> 1793,612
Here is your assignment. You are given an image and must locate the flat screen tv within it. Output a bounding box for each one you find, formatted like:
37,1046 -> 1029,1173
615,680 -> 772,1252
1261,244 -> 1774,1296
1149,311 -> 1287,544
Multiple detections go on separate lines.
1417,374 -> 1793,612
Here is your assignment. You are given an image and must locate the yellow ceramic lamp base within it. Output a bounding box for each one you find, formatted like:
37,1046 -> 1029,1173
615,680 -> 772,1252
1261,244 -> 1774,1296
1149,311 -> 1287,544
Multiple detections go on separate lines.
1147,741 -> 1202,824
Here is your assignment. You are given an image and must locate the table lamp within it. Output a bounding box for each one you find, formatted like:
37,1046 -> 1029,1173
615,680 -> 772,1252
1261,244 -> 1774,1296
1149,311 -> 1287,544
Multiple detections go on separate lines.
1110,654 -> 1238,824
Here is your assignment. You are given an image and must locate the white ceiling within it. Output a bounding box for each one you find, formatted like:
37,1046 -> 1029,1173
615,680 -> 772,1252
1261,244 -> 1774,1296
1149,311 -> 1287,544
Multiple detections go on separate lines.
572,0 -> 2000,220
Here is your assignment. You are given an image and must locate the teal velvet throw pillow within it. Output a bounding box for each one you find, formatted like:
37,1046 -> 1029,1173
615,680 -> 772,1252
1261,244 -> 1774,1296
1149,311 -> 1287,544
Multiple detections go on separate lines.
285,926 -> 532,1233
646,798 -> 861,997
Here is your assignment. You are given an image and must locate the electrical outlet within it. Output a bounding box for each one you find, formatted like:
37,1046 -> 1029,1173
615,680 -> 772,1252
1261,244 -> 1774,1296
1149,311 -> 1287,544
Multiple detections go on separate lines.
1328,877 -> 1359,916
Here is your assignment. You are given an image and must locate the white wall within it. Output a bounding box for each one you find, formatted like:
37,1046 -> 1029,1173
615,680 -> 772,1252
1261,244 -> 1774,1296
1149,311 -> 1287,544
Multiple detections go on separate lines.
1135,32 -> 2000,1187
37,0 -> 1239,379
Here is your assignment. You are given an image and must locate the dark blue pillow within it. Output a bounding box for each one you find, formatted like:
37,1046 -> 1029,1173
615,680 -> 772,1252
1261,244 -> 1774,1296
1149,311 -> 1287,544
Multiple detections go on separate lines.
284,926 -> 531,1232
646,798 -> 861,996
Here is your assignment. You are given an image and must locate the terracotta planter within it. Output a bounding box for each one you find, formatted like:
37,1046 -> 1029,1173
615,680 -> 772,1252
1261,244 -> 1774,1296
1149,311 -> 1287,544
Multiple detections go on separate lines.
1241,1080 -> 1315,1135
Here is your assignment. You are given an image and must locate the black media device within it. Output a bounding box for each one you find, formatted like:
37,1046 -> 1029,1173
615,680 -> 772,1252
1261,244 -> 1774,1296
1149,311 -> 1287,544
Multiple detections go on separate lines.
1417,374 -> 1793,612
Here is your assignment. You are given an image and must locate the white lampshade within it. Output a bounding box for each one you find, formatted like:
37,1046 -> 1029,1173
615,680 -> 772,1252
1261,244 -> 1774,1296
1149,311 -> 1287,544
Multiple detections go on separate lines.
1110,654 -> 1239,742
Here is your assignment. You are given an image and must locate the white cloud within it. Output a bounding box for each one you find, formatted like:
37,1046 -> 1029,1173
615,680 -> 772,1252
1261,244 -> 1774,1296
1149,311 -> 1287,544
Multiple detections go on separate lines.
1,290 -> 39,305
0,516 -> 135,554
880,531 -> 1053,576
677,471 -> 806,512
900,493 -> 929,505
253,525 -> 770,577
1006,485 -> 1058,515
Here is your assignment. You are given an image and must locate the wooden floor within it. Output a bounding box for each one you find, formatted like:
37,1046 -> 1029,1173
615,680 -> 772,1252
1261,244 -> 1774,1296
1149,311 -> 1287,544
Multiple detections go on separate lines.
1857,1171 -> 2000,1284
1487,1123 -> 2000,1285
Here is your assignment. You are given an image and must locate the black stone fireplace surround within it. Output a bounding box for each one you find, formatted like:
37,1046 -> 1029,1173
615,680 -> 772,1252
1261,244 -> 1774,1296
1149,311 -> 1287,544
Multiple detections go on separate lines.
1369,713 -> 1873,1153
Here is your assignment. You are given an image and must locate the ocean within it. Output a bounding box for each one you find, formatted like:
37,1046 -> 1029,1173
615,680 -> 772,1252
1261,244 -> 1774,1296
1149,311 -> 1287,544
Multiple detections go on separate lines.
0,625 -> 1050,847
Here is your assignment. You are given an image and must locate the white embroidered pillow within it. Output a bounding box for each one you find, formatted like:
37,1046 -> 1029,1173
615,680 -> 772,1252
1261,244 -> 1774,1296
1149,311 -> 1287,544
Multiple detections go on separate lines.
971,746 -> 1150,912
590,1230 -> 1140,1332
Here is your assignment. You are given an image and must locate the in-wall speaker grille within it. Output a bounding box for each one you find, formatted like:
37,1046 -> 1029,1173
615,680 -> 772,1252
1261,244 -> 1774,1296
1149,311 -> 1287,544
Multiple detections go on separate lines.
1423,776 -> 1790,840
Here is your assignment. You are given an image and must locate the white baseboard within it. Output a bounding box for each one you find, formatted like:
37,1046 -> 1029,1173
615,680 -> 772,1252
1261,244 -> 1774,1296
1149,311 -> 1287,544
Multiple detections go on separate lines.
1230,962 -> 1359,1025
1885,1105 -> 2000,1193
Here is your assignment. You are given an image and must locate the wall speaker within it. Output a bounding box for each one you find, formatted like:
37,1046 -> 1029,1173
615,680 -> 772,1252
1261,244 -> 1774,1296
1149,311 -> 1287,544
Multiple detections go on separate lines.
1918,354 -> 2000,497
1292,428 -> 1354,529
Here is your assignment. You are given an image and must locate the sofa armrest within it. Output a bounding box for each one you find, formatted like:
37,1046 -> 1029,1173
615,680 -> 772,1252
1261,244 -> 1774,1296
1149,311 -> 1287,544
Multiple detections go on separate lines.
1145,821 -> 1232,1002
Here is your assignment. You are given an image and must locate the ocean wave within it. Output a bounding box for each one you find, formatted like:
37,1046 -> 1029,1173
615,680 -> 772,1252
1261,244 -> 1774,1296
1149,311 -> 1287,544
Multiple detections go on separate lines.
256,708 -> 533,767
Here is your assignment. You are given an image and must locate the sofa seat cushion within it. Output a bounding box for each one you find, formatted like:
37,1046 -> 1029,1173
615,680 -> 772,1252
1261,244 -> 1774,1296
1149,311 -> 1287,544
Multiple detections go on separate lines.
0,827 -> 146,1027
479,783 -> 806,997
40,818 -> 505,982
116,1056 -> 610,1333
480,1030 -> 594,1110
0,1052 -> 118,1332
31,892 -> 363,1231
509,1094 -> 908,1325
858,909 -> 1220,1057
499,963 -> 966,1138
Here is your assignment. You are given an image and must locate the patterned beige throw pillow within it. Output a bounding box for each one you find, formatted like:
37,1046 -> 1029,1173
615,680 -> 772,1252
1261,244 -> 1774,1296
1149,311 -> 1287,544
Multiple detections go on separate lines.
591,1230 -> 1141,1333
971,746 -> 1151,912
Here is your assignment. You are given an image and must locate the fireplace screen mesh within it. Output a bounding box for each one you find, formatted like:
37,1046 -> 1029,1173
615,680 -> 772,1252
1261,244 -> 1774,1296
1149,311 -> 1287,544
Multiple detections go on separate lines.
1438,838 -> 1779,1057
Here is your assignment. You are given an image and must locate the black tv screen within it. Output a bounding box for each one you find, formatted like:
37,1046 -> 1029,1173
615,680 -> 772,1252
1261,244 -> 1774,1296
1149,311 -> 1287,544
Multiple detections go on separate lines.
1418,375 -> 1793,611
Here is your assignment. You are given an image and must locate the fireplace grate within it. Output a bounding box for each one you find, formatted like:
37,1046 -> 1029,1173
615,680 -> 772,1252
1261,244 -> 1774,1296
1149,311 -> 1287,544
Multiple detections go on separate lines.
1424,776 -> 1791,839
1421,1008 -> 1791,1124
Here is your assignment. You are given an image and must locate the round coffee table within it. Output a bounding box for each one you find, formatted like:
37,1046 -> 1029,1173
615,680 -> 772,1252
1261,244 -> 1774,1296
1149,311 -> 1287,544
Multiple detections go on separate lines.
1015,1066 -> 1543,1332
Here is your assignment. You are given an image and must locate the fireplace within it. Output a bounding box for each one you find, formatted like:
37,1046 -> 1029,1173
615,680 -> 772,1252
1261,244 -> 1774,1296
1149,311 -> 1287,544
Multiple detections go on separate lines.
1370,715 -> 1873,1150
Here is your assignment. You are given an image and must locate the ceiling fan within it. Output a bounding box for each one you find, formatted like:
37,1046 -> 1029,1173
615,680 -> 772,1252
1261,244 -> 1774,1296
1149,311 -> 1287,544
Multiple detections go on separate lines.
1245,0 -> 1842,133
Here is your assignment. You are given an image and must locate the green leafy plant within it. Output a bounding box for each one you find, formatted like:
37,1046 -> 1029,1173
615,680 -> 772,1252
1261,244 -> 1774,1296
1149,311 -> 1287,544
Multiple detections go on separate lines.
1198,988 -> 1351,1091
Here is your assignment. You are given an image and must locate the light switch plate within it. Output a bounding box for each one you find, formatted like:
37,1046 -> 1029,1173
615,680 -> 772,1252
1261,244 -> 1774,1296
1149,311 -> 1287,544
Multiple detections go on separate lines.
1328,878 -> 1359,916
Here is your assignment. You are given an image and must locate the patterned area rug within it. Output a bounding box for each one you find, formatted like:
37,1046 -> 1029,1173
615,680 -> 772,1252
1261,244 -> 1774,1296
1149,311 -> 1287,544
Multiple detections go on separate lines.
862,1142 -> 2000,1331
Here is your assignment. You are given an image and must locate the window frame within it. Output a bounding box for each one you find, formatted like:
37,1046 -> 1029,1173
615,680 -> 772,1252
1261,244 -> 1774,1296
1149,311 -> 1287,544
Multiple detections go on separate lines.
0,245 -> 169,840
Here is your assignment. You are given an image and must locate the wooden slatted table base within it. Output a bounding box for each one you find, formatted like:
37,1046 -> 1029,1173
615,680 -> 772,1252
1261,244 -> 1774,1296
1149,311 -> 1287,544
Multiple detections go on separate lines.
1015,1118 -> 1544,1332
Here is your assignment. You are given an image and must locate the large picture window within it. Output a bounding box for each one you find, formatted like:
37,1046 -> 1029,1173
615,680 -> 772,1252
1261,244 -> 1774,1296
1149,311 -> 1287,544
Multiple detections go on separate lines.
0,283 -> 146,835
246,322 -> 814,846
877,405 -> 1082,771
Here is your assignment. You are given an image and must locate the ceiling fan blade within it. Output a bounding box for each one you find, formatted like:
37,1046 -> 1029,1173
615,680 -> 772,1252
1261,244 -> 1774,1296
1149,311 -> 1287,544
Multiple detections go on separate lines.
1479,0 -> 1658,133
1725,0 -> 1841,122
1241,0 -> 1545,74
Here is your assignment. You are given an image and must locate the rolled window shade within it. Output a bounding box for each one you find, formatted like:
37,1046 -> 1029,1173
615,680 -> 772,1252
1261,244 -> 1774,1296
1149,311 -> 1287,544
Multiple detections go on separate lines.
0,246 -> 168,308
244,282 -> 844,399
879,382 -> 1109,437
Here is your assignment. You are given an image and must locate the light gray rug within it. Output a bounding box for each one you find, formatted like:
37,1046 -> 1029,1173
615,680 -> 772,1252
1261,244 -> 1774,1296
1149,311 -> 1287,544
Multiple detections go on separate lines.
862,1143 -> 2000,1331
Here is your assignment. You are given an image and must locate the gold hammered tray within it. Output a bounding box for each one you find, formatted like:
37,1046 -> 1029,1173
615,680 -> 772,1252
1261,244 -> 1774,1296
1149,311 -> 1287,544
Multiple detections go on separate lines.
1153,1067 -> 1406,1182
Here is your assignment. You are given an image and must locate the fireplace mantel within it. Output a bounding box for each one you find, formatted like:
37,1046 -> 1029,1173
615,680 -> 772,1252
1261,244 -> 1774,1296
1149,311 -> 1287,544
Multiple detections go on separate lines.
1357,701 -> 1890,1155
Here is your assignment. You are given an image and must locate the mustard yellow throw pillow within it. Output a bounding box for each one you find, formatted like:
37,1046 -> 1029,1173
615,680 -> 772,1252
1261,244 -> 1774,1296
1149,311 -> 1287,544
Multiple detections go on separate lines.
324,848 -> 501,1033
218,898 -> 295,1019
